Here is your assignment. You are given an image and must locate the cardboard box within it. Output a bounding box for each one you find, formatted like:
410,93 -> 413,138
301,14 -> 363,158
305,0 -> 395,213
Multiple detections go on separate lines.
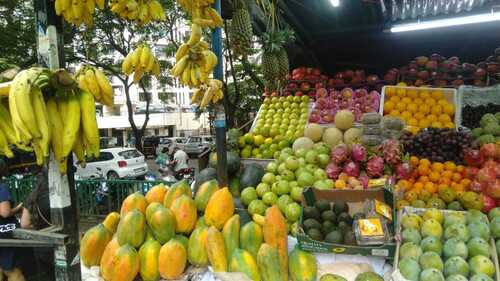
296,188 -> 397,258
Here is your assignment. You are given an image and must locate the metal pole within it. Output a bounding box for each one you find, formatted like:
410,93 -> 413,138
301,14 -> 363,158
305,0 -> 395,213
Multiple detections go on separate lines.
34,0 -> 81,280
212,0 -> 228,186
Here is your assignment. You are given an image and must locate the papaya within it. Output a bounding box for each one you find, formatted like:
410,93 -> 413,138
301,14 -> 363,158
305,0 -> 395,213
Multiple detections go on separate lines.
117,209 -> 146,248
289,246 -> 317,281
205,187 -> 234,229
240,221 -> 264,259
147,206 -> 176,244
100,237 -> 120,280
196,216 -> 207,228
230,248 -> 261,281
139,240 -> 161,281
257,244 -> 282,281
188,226 -> 209,266
263,205 -> 288,281
120,192 -> 147,216
145,225 -> 155,241
194,179 -> 219,212
145,202 -> 163,222
171,195 -> 197,234
163,180 -> 191,208
206,226 -> 228,272
102,212 -> 120,233
174,235 -> 189,250
223,214 -> 240,262
108,244 -> 140,281
158,239 -> 187,279
80,223 -> 112,267
145,183 -> 168,204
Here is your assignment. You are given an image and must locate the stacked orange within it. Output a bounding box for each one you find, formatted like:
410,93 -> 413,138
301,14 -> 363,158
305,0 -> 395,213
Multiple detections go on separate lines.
383,84 -> 455,134
396,156 -> 470,209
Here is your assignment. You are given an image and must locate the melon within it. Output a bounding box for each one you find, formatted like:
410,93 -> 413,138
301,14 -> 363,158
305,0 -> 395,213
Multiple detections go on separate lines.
343,128 -> 362,147
304,124 -> 324,142
292,137 -> 314,153
335,110 -> 355,130
322,127 -> 343,147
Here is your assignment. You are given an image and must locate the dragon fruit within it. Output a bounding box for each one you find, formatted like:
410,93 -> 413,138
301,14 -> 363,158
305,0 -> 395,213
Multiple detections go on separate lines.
380,139 -> 402,167
395,162 -> 412,180
343,160 -> 360,177
330,144 -> 349,164
351,144 -> 367,163
326,163 -> 343,180
366,156 -> 385,178
359,173 -> 369,189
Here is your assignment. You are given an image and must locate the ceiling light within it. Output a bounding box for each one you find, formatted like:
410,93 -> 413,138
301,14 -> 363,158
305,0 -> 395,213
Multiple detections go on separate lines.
330,0 -> 339,7
391,11 -> 500,33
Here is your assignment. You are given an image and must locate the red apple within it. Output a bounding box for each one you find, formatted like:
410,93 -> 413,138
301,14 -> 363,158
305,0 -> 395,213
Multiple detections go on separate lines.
308,91 -> 316,99
283,91 -> 291,96
312,68 -> 321,76
417,70 -> 429,80
315,82 -> 323,90
425,60 -> 438,70
271,92 -> 279,97
354,70 -> 365,79
482,194 -> 497,213
300,82 -> 311,91
344,70 -> 354,80
295,91 -> 303,96
367,75 -> 379,85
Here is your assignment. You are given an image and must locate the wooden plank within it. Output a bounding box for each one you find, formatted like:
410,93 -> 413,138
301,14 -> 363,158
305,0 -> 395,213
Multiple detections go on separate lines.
12,228 -> 67,245
0,238 -> 56,247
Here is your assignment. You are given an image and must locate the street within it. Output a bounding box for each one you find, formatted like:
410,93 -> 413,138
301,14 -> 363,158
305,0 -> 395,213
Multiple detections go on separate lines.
146,157 -> 200,178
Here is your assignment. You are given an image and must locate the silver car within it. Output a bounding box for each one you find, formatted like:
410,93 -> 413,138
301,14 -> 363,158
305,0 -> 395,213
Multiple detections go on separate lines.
155,137 -> 188,155
183,136 -> 213,157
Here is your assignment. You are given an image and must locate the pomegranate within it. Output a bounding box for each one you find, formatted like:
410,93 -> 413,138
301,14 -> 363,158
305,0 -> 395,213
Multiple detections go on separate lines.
315,82 -> 323,90
464,149 -> 483,167
295,91 -> 304,97
477,167 -> 496,184
480,144 -> 498,160
464,166 -> 479,179
482,194 -> 497,213
485,179 -> 500,199
469,180 -> 484,192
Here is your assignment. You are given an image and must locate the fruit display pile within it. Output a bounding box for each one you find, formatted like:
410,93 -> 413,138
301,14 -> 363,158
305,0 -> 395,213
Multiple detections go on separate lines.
398,208 -> 497,281
309,88 -> 381,124
282,67 -> 327,98
463,104 -> 500,130
471,112 -> 500,145
302,199 -> 358,244
325,69 -> 383,90
382,85 -> 456,133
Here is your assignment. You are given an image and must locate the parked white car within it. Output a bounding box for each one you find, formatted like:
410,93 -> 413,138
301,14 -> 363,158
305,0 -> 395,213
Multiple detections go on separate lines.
155,137 -> 188,156
74,148 -> 148,179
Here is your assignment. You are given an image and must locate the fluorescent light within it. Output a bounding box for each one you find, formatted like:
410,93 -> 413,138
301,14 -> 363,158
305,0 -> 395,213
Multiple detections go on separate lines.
391,12 -> 500,32
330,0 -> 339,7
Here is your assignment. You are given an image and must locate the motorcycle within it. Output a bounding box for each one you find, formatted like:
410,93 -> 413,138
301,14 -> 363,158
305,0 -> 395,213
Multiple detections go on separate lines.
159,160 -> 195,185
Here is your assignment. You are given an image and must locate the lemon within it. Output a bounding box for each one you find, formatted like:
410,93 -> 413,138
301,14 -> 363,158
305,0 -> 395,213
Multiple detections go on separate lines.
427,114 -> 438,123
420,91 -> 431,99
419,104 -> 430,114
431,90 -> 444,100
384,101 -> 395,113
414,112 -> 425,121
407,103 -> 418,113
431,104 -> 442,115
425,98 -> 436,106
407,89 -> 418,99
443,104 -> 455,115
439,114 -> 451,123
414,98 -> 424,105
390,110 -> 401,117
431,121 -> 442,128
401,111 -> 412,120
408,118 -> 418,126
419,119 -> 430,128
396,102 -> 407,111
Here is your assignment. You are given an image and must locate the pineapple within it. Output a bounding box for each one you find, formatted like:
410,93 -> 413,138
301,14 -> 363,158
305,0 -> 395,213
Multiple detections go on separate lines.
261,51 -> 279,83
277,47 -> 289,82
229,0 -> 253,58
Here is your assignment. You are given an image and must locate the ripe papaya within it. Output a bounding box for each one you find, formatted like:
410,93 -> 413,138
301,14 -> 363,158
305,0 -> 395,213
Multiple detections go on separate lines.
230,248 -> 261,281
206,226 -> 228,272
139,240 -> 161,281
100,237 -> 120,280
145,202 -> 163,222
120,192 -> 147,216
117,209 -> 146,248
188,226 -> 209,266
145,183 -> 168,204
158,239 -> 187,279
171,195 -> 197,234
289,246 -> 317,281
163,180 -> 191,208
80,223 -> 112,267
109,244 -> 140,281
194,179 -> 218,212
174,235 -> 189,250
240,221 -> 264,259
257,244 -> 282,281
223,214 -> 240,262
145,225 -> 155,241
147,206 -> 176,244
102,212 -> 120,233
263,205 -> 288,281
205,187 -> 234,229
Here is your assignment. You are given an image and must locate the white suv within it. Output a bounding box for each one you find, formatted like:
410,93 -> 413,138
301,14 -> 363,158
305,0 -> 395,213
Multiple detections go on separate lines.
74,148 -> 148,179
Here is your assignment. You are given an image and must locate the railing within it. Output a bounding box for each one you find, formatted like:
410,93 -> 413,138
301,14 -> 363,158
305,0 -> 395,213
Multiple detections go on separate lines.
6,177 -> 175,218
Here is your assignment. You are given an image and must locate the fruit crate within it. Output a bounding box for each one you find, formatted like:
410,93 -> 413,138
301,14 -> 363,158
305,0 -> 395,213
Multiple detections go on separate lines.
392,207 -> 500,281
379,85 -> 460,130
457,84 -> 500,129
296,187 -> 397,258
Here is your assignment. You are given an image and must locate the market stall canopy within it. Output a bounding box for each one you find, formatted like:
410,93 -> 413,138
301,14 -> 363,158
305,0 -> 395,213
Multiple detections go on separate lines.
231,0 -> 500,75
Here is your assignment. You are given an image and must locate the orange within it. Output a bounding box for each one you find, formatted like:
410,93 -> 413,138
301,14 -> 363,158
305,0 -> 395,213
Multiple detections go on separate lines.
431,90 -> 444,100
405,190 -> 418,202
414,98 -> 424,105
431,162 -> 444,173
431,105 -> 442,115
396,87 -> 407,97
396,102 -> 407,111
414,112 -> 425,121
384,101 -> 395,114
431,121 -> 443,128
413,182 -> 424,191
443,103 -> 455,115
419,119 -> 430,128
419,175 -> 430,183
335,179 -> 347,189
418,165 -> 430,176
408,118 -> 418,126
420,91 -> 431,99
401,111 -> 412,120
419,104 -> 430,114
427,114 -> 438,123
425,98 -> 437,106
389,110 -> 401,117
407,89 -> 418,99
402,97 -> 412,104
444,161 -> 456,172
439,114 -> 451,123
410,156 -> 420,167
429,172 -> 440,183
407,103 -> 418,113
424,182 -> 437,193
390,96 -> 401,103
444,122 -> 455,129
460,178 -> 471,188
419,158 -> 431,166
442,170 -> 453,179
385,87 -> 396,97
439,177 -> 451,186
438,99 -> 448,107
452,172 -> 462,183
451,183 -> 465,192
397,180 -> 411,191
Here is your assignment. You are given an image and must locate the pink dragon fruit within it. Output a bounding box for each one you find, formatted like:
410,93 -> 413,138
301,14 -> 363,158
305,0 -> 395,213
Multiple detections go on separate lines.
359,173 -> 369,189
351,144 -> 367,163
343,160 -> 360,177
366,156 -> 385,178
330,144 -> 349,165
326,163 -> 343,180
395,162 -> 412,179
380,139 -> 402,167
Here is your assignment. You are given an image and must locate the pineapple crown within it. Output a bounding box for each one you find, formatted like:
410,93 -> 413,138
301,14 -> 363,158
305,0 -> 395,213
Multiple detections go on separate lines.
260,28 -> 295,54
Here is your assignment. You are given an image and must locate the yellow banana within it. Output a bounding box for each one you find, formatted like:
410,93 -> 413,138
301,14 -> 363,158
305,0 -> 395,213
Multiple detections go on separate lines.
85,69 -> 102,101
31,87 -> 51,157
0,129 -> 13,158
71,0 -> 84,19
46,98 -> 64,162
55,0 -> 64,15
153,60 -> 161,77
200,87 -> 215,109
131,46 -> 143,67
122,53 -> 133,74
196,40 -> 210,50
175,43 -> 190,62
191,88 -> 203,104
77,74 -> 90,92
207,7 -> 223,27
60,0 -> 72,11
96,0 -> 104,9
72,128 -> 86,168
203,50 -> 218,72
79,91 -> 100,158
182,62 -> 192,86
85,0 -> 96,12
8,88 -> 31,144
60,94 -> 81,158
140,45 -> 152,69
94,69 -> 114,102
145,56 -> 156,73
187,23 -> 202,46
191,65 -> 200,87
10,70 -> 41,139
199,71 -> 208,83
32,141 -> 44,166
0,103 -> 19,145
101,89 -> 114,106
133,64 -> 144,84
172,56 -> 189,77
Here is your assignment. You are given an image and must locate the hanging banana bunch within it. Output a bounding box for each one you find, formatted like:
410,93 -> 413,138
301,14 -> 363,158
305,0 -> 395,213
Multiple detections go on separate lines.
5,67 -> 101,174
109,0 -> 166,25
191,79 -> 224,110
54,0 -> 104,27
76,66 -> 114,106
121,44 -> 161,84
